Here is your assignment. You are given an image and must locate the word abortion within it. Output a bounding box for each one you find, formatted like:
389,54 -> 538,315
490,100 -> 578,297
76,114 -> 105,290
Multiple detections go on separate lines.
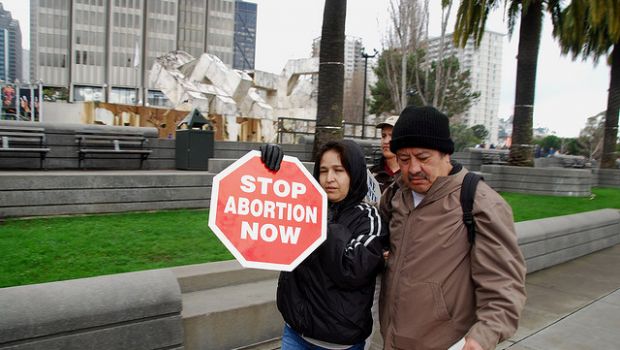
223,196 -> 318,224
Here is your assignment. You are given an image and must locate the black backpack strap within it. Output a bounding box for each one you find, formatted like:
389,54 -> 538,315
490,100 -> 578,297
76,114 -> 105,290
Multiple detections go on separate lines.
461,172 -> 483,245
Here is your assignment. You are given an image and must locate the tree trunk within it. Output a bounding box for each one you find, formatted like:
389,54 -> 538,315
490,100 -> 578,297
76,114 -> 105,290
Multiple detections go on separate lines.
600,43 -> 620,168
508,1 -> 543,167
312,0 -> 347,161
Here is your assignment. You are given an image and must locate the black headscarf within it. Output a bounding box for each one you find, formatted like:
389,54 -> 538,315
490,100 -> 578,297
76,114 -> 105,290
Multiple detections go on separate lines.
313,140 -> 368,218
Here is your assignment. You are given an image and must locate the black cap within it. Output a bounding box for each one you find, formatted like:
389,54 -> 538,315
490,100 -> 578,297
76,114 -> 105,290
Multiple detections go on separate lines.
390,105 -> 454,154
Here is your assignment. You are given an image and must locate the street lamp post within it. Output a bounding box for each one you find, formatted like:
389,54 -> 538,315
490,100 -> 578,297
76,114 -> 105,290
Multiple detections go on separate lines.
102,83 -> 108,103
361,48 -> 378,139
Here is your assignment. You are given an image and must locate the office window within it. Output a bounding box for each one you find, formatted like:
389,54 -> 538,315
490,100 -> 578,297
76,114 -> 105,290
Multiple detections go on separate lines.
74,85 -> 104,102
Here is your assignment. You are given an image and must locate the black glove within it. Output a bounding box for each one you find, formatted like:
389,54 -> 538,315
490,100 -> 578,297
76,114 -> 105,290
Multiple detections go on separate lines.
260,144 -> 284,171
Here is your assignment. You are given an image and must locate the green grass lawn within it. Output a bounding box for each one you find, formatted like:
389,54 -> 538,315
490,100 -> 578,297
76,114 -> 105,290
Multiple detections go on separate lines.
502,187 -> 620,222
1,187 -> 619,288
0,210 -> 231,288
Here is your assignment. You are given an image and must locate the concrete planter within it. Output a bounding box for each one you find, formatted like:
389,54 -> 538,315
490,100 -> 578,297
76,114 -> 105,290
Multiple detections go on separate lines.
481,164 -> 592,196
593,168 -> 620,188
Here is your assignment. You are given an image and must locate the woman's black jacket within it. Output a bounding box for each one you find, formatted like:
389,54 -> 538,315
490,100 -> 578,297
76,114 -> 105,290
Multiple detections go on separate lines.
276,201 -> 386,345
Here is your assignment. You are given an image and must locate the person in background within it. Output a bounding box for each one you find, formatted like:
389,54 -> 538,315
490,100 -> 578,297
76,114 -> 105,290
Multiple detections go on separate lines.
260,141 -> 387,350
369,115 -> 400,193
365,115 -> 400,350
379,106 -> 526,350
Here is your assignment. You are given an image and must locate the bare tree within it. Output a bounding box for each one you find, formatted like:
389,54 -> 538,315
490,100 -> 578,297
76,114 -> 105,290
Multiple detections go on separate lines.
579,112 -> 605,162
381,0 -> 455,113
383,0 -> 425,112
432,1 -> 454,110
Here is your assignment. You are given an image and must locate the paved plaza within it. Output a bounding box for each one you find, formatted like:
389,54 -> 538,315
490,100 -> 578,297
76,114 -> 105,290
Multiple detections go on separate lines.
240,244 -> 620,350
499,244 -> 620,349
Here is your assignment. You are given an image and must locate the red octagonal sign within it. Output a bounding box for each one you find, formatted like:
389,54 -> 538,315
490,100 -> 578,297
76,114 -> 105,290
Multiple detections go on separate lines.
209,151 -> 327,271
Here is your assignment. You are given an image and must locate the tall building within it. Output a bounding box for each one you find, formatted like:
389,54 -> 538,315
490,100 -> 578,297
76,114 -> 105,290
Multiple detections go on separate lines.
312,36 -> 366,124
232,0 -> 256,70
30,0 -> 235,104
0,3 -> 22,82
22,49 -> 29,81
426,31 -> 504,145
177,0 -> 234,63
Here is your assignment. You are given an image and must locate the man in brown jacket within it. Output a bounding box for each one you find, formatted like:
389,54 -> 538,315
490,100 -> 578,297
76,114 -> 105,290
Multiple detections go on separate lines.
379,106 -> 526,350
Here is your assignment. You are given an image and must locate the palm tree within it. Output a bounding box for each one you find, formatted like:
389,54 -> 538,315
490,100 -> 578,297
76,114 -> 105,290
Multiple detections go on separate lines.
312,0 -> 347,161
552,0 -> 620,168
453,0 -> 561,167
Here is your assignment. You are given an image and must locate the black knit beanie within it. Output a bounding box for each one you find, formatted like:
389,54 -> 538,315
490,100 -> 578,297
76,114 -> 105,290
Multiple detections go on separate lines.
390,105 -> 454,154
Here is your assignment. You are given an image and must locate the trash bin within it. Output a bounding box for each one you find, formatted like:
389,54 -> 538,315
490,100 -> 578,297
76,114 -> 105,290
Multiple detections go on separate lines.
175,108 -> 214,170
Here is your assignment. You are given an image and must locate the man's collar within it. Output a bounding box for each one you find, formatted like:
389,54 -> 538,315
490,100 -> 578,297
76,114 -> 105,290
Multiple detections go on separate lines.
448,160 -> 462,175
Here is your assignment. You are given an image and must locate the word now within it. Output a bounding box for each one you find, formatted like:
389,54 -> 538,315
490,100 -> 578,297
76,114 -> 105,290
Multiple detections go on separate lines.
241,221 -> 300,244
240,175 -> 306,199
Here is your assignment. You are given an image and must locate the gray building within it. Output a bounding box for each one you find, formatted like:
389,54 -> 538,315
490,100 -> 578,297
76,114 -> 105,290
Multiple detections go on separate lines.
177,0 -> 235,64
426,31 -> 504,145
30,0 -> 235,104
22,49 -> 29,81
232,0 -> 256,71
0,2 -> 22,82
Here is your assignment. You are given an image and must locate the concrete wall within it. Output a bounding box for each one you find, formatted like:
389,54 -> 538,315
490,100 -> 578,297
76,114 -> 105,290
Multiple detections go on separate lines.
453,150 -> 483,171
534,154 -> 589,168
481,164 -> 592,196
0,171 -> 212,218
0,269 -> 183,350
40,101 -> 84,124
592,168 -> 620,188
534,157 -> 563,168
518,209 -> 620,273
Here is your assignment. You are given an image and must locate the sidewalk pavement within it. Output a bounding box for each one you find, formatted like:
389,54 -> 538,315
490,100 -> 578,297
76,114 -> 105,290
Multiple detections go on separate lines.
261,245 -> 620,350
498,244 -> 620,349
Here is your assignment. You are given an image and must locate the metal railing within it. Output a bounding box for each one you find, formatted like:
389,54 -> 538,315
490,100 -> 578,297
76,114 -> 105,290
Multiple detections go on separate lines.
277,117 -> 380,144
277,117 -> 315,144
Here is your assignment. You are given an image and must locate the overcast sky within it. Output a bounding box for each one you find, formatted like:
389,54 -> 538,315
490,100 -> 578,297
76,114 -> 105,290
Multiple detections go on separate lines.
4,0 -> 611,138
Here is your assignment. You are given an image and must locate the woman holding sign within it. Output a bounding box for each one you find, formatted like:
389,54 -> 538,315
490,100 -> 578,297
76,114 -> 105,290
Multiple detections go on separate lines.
261,141 -> 387,350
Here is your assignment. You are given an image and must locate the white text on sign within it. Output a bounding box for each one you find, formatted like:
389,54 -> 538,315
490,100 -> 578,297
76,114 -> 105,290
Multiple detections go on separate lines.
224,175 -> 319,244
240,175 -> 307,199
